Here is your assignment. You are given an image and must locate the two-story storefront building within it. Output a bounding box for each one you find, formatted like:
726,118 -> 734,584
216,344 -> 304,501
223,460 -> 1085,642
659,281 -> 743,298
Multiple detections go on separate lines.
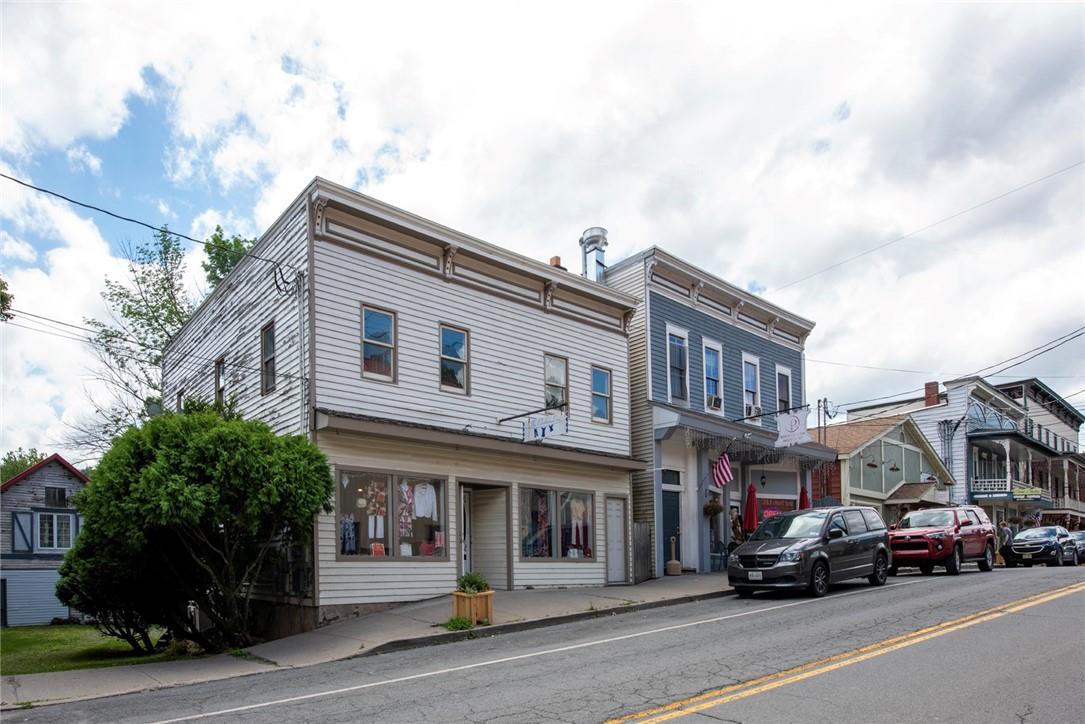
162,178 -> 644,631
603,247 -> 836,578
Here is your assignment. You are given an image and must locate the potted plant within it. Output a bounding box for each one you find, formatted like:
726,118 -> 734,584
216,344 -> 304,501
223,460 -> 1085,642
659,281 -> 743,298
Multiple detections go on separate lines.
703,499 -> 724,518
452,572 -> 493,625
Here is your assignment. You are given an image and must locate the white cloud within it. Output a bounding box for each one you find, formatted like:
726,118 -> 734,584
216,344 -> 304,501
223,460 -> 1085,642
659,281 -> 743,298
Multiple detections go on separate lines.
156,199 -> 174,218
2,1 -> 1084,456
65,144 -> 102,175
0,231 -> 37,262
189,208 -> 257,242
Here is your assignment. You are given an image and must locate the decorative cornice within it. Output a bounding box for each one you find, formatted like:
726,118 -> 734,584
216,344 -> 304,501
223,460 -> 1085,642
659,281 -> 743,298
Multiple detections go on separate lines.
543,281 -> 556,311
313,198 -> 328,233
442,244 -> 458,277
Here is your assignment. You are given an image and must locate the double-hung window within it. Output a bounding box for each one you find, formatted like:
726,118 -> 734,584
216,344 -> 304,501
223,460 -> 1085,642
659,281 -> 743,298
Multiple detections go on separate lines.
362,306 -> 396,381
260,322 -> 276,394
776,365 -> 792,412
439,325 -> 469,393
214,356 -> 226,405
45,486 -> 66,508
544,355 -> 568,409
703,339 -> 722,413
742,353 -> 760,421
591,366 -> 611,423
667,328 -> 688,402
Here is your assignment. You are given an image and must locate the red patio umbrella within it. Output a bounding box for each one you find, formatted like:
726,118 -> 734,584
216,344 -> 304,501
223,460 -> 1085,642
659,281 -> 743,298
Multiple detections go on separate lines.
743,483 -> 759,534
799,485 -> 811,510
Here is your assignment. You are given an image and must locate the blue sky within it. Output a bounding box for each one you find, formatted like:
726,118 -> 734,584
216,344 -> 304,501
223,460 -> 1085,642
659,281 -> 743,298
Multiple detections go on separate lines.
1,1 -> 1082,458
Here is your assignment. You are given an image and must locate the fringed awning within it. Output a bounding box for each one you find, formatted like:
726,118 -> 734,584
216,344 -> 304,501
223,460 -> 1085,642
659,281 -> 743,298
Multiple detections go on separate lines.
683,427 -> 834,474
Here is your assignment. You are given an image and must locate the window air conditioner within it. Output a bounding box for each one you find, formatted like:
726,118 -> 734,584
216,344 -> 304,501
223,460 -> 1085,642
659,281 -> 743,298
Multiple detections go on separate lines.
745,404 -> 762,418
706,395 -> 722,410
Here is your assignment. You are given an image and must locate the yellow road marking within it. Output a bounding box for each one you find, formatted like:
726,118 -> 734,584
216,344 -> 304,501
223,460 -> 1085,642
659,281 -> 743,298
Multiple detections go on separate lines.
610,581 -> 1085,723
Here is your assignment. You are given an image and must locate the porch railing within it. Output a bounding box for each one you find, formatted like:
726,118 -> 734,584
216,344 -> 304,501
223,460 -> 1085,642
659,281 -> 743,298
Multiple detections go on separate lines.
1051,496 -> 1085,514
970,478 -> 1054,502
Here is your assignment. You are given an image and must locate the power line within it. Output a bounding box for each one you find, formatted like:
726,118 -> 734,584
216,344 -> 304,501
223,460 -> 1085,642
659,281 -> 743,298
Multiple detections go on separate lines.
0,172 -> 286,270
774,160 -> 1085,291
805,357 -> 1084,379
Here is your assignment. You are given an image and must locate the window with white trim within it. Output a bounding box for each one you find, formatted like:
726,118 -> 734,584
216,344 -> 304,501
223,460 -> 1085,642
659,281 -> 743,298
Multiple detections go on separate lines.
591,366 -> 611,423
703,339 -> 723,414
260,322 -> 276,394
544,354 -> 568,409
776,365 -> 792,412
37,512 -> 74,551
667,326 -> 689,402
214,356 -> 226,405
742,353 -> 761,422
362,306 -> 396,381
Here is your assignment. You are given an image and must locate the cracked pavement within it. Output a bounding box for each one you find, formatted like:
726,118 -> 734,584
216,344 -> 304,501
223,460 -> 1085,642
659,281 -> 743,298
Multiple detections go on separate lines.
5,566 -> 1083,723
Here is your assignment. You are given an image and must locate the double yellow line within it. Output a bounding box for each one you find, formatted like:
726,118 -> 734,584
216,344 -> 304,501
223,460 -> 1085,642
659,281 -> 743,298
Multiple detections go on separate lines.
610,580 -> 1085,723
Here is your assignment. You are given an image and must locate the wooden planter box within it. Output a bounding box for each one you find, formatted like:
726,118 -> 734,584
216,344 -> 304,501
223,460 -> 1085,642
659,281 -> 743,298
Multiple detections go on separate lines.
452,590 -> 494,625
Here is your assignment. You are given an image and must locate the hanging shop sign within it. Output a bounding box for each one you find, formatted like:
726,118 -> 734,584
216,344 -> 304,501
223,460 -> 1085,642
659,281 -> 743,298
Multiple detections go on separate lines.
523,414 -> 569,443
1012,486 -> 1045,501
774,407 -> 812,448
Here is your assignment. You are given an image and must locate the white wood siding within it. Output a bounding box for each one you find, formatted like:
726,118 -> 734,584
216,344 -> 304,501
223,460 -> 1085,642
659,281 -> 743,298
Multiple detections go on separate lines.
1,461 -> 85,568
469,488 -> 508,590
162,199 -> 310,437
1,569 -> 72,626
907,386 -> 970,502
312,238 -> 631,457
316,430 -> 629,603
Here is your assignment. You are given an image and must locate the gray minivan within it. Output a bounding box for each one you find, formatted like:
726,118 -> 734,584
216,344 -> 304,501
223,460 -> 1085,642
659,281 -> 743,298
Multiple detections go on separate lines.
727,506 -> 891,597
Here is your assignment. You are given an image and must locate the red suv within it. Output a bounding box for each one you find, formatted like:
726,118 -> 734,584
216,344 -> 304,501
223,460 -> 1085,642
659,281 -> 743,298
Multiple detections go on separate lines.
888,506 -> 996,575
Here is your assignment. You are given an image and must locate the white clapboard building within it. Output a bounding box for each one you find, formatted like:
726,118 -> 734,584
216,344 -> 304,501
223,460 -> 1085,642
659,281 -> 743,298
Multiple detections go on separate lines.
162,178 -> 643,632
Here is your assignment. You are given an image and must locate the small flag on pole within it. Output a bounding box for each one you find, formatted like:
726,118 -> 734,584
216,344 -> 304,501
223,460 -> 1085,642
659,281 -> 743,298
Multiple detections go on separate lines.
712,452 -> 733,489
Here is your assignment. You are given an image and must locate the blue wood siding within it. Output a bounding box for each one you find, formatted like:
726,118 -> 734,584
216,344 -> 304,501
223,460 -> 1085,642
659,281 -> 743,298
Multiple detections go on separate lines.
648,291 -> 803,431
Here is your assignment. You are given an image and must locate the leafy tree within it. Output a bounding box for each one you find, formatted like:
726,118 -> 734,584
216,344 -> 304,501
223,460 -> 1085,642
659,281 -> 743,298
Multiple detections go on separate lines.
202,225 -> 255,289
0,274 -> 12,321
1,447 -> 46,483
58,409 -> 332,651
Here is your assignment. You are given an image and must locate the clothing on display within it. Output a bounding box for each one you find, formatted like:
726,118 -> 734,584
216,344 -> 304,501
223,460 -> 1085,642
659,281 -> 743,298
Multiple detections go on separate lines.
561,494 -> 592,558
339,513 -> 358,555
398,481 -> 416,538
414,482 -> 438,519
522,489 -> 552,558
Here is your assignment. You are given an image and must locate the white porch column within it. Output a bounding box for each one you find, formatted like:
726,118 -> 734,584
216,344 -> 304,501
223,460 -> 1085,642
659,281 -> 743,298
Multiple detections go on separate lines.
1002,440 -> 1012,488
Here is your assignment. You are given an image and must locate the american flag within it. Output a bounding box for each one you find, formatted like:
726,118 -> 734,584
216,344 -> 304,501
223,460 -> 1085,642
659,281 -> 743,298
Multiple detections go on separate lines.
712,452 -> 733,489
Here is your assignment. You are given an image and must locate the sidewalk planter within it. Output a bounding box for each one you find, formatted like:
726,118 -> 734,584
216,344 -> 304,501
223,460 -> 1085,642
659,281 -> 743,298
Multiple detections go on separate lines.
451,590 -> 494,625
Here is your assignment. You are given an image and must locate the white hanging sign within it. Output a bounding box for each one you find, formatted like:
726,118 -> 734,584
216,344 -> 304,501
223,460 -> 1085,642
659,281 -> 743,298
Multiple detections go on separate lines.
523,414 -> 569,443
775,406 -> 811,448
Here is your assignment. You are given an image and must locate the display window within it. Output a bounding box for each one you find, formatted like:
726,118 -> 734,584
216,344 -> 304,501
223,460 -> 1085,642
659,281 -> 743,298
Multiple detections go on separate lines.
520,487 -> 593,561
338,470 -> 446,559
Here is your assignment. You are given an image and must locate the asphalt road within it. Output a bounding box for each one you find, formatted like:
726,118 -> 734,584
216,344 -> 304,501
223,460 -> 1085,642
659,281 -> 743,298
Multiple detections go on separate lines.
10,565 -> 1085,724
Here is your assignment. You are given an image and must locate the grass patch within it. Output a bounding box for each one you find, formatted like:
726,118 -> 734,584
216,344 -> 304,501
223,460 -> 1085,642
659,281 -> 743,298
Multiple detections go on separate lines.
0,624 -> 186,676
442,616 -> 475,631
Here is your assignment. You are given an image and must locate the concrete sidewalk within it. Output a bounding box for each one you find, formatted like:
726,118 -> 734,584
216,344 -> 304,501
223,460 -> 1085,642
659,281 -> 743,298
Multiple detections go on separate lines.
1,574 -> 731,709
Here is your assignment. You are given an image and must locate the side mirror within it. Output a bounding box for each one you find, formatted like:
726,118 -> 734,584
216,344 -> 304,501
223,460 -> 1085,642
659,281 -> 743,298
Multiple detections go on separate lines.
889,523 -> 897,530
828,528 -> 846,540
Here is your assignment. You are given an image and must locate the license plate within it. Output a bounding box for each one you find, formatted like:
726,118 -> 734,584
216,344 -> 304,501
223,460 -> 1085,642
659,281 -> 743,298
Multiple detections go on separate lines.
748,571 -> 763,581
1023,553 -> 1032,560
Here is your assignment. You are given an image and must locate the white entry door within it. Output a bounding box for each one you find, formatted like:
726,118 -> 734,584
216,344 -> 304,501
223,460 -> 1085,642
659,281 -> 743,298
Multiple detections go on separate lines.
462,489 -> 473,573
606,498 -> 627,583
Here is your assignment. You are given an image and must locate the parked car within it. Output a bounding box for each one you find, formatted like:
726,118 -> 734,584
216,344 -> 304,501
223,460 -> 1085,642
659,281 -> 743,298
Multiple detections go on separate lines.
1005,526 -> 1079,567
727,506 -> 891,598
887,506 -> 996,576
1071,531 -> 1085,565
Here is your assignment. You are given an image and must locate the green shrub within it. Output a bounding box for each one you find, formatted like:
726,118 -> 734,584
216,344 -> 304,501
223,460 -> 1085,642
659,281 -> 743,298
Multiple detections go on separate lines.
456,572 -> 490,594
443,616 -> 475,631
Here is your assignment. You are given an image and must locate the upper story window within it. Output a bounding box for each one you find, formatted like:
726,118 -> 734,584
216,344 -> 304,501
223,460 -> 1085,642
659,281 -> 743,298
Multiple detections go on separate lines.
591,366 -> 611,423
544,354 -> 568,409
703,339 -> 722,413
667,327 -> 688,402
439,325 -> 468,393
362,306 -> 396,381
776,365 -> 792,412
37,512 -> 73,551
175,390 -> 184,412
44,486 -> 66,508
742,353 -> 761,420
261,322 -> 276,394
214,356 -> 226,405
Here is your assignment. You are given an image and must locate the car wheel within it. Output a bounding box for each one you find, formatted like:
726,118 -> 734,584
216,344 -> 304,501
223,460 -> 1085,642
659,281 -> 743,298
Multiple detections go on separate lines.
919,562 -> 934,575
978,544 -> 994,572
1050,550 -> 1063,567
1073,550 -> 1081,566
887,565 -> 898,577
735,586 -> 754,598
809,561 -> 830,598
945,545 -> 962,576
868,554 -> 888,586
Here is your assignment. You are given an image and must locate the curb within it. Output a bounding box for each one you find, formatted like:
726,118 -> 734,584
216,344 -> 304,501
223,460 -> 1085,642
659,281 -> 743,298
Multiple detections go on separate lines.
360,587 -> 735,657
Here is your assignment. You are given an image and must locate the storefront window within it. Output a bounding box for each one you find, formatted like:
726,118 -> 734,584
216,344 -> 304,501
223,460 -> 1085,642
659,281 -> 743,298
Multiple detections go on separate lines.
559,492 -> 593,559
339,471 -> 445,558
521,488 -> 594,560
